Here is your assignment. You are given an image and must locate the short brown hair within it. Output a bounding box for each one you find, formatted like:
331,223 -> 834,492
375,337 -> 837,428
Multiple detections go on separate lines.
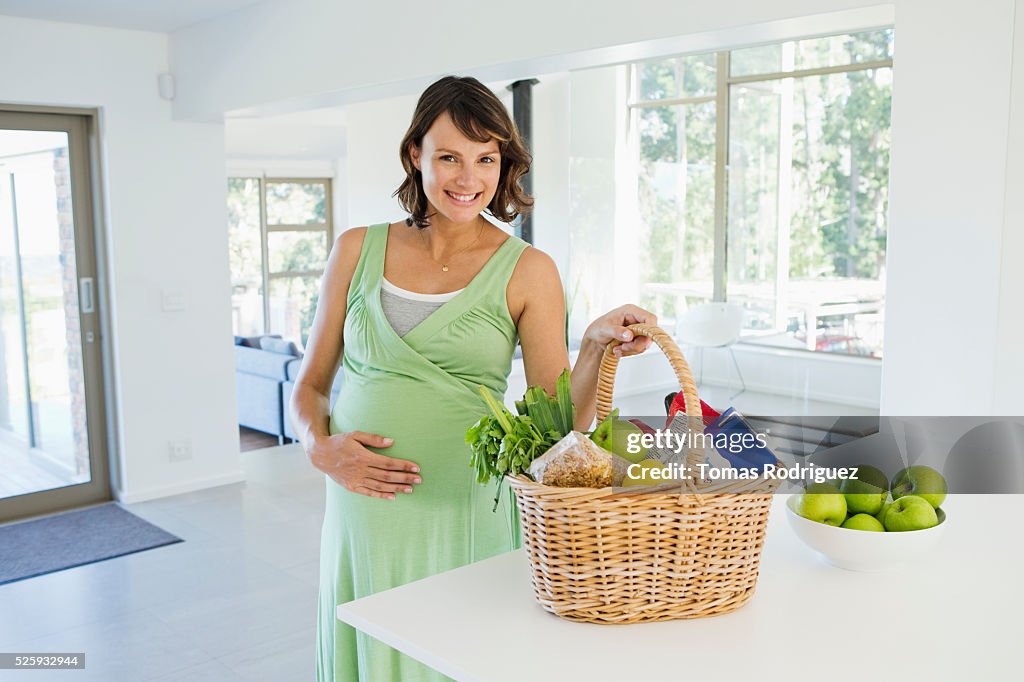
395,76 -> 534,228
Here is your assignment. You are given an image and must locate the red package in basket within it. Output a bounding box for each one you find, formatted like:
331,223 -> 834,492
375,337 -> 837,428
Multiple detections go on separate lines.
667,391 -> 720,429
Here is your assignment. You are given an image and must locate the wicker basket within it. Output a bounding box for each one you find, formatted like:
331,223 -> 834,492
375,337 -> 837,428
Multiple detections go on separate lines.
507,323 -> 780,624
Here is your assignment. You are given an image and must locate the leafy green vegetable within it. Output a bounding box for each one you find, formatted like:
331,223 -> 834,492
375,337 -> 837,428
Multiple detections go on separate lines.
466,369 -> 576,510
514,399 -> 528,417
524,386 -> 560,437
556,376 -> 574,437
465,415 -> 504,485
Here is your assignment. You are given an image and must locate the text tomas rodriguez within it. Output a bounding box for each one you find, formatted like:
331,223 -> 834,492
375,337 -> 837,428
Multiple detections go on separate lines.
623,462 -> 864,484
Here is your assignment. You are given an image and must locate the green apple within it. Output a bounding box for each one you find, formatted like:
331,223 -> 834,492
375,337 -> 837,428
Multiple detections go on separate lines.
623,459 -> 667,487
839,464 -> 889,515
875,500 -> 893,525
883,494 -> 938,531
612,419 -> 648,464
935,507 -> 946,525
795,483 -> 847,526
593,417 -> 648,464
852,464 -> 889,489
841,513 -> 885,532
890,465 -> 947,509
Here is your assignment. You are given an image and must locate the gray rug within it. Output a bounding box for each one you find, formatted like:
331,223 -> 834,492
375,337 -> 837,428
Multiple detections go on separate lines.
0,503 -> 182,586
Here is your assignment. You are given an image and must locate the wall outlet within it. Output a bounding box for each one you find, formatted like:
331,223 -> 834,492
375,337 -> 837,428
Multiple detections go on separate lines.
161,289 -> 187,312
169,440 -> 192,462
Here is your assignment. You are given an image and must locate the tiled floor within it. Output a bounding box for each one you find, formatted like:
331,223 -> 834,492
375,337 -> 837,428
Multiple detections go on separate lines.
0,384 -> 875,681
0,444 -> 324,681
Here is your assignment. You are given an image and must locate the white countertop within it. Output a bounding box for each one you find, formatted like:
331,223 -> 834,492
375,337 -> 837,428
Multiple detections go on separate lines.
337,495 -> 1024,682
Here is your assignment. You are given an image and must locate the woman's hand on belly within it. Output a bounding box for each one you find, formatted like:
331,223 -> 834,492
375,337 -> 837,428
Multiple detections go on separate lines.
305,431 -> 422,500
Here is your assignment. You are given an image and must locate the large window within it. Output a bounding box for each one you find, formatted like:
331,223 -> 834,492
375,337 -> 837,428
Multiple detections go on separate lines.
227,177 -> 332,348
629,29 -> 893,357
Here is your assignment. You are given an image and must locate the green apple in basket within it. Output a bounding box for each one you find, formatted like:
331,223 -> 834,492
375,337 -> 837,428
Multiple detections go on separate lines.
591,410 -> 649,464
890,465 -> 947,509
794,483 -> 848,526
839,464 -> 889,515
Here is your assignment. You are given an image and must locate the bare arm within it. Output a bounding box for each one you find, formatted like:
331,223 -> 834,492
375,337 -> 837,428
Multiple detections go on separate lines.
510,248 -> 575,419
289,226 -> 421,500
511,249 -> 657,431
289,228 -> 362,447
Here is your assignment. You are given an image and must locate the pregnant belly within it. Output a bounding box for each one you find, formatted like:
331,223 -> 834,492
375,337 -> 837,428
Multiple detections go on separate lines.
329,377 -> 485,482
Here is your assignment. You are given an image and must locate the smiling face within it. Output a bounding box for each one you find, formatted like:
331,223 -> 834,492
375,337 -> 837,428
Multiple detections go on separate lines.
409,111 -> 502,225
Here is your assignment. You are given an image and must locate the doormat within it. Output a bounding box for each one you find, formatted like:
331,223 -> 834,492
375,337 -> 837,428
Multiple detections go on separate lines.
0,503 -> 182,586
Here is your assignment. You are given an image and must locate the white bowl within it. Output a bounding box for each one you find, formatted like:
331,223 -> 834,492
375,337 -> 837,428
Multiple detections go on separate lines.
785,495 -> 946,572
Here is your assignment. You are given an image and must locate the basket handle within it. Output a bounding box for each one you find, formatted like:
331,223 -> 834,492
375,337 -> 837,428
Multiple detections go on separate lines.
595,323 -> 705,469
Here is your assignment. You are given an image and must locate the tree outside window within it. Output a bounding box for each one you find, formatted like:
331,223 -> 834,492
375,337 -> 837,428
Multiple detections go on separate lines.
227,177 -> 332,348
628,29 -> 893,357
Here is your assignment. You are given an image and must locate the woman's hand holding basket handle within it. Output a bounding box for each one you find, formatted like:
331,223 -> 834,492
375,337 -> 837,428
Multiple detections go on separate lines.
583,304 -> 658,358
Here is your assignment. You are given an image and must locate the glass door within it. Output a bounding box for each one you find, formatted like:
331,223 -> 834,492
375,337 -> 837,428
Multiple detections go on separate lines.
0,110 -> 110,522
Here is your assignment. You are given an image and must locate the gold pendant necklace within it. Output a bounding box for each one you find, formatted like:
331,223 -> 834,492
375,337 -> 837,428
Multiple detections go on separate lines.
422,224 -> 484,273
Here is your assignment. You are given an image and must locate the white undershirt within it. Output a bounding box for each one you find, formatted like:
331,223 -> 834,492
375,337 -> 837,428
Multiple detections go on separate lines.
381,277 -> 464,302
379,277 -> 466,336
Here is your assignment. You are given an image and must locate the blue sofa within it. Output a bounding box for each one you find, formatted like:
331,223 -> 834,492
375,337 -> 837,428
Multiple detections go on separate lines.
234,335 -> 343,445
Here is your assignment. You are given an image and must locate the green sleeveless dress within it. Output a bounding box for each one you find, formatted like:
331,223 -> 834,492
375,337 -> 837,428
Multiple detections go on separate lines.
317,223 -> 528,682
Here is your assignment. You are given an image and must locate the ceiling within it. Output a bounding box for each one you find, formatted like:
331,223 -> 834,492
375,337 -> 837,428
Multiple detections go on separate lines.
0,0 -> 266,32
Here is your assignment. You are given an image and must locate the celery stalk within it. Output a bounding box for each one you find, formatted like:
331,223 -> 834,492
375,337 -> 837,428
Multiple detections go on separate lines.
525,387 -> 557,435
478,385 -> 514,435
556,369 -> 574,434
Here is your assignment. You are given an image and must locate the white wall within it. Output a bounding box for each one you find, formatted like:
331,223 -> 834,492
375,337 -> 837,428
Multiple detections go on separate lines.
880,0 -> 1016,414
993,1 -> 1024,415
0,16 -> 242,502
341,95 -> 414,228
530,74 -> 572,278
226,159 -> 335,176
566,66 -> 638,341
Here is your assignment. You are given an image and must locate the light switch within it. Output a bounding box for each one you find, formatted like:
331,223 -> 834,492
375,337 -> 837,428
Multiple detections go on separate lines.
162,289 -> 187,312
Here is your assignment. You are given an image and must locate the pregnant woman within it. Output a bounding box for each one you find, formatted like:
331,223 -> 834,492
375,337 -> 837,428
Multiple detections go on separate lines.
289,75 -> 655,681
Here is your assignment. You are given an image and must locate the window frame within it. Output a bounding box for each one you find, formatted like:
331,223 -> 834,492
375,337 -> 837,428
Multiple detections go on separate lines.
229,175 -> 334,343
626,34 -> 893,357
